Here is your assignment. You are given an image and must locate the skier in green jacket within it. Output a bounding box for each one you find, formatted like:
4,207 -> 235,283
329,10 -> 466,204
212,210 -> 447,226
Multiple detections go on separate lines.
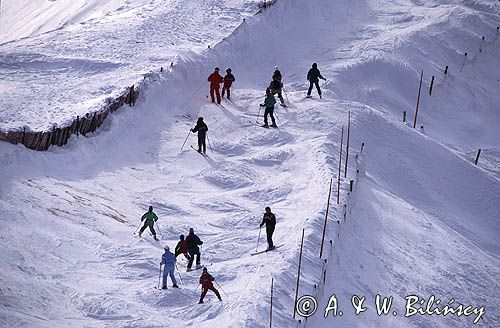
139,206 -> 159,240
260,88 -> 277,128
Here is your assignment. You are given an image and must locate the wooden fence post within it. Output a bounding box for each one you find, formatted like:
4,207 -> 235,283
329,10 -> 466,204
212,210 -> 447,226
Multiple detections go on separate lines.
429,75 -> 435,96
293,228 -> 305,319
460,53 -> 468,71
475,149 -> 481,165
337,127 -> 344,204
320,178 -> 333,258
403,111 -> 406,122
413,70 -> 423,128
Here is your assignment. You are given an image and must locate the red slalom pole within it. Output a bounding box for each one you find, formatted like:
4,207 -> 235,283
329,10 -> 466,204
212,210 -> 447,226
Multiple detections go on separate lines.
293,228 -> 305,319
270,278 -> 274,328
319,178 -> 333,258
344,111 -> 351,178
337,127 -> 344,205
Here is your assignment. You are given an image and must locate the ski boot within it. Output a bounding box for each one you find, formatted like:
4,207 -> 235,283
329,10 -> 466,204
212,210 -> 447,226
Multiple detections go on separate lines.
161,286 -> 167,290
270,123 -> 278,128
173,284 -> 179,288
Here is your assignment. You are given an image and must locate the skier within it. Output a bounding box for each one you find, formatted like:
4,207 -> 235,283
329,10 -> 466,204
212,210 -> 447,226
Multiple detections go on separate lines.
260,88 -> 277,128
139,206 -> 159,240
160,246 -> 178,289
198,267 -> 222,304
306,63 -> 326,98
191,117 -> 208,154
175,234 -> 191,261
185,228 -> 203,271
221,68 -> 235,100
207,67 -> 224,104
268,66 -> 285,106
260,206 -> 276,250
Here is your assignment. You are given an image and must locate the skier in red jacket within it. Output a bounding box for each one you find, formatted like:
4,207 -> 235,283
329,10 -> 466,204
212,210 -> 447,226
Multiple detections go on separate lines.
207,67 -> 224,104
174,234 -> 191,261
198,267 -> 222,304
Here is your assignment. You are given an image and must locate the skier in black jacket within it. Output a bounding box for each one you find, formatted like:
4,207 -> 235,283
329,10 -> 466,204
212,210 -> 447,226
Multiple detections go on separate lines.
185,228 -> 203,271
191,117 -> 208,153
307,63 -> 326,98
260,206 -> 277,250
269,66 -> 285,106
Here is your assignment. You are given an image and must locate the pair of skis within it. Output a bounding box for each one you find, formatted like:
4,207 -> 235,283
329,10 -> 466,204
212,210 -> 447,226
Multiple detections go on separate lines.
190,145 -> 209,157
250,244 -> 284,256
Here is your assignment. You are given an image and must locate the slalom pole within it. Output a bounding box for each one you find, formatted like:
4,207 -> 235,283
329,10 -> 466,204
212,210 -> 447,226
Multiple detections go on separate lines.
158,264 -> 163,289
256,226 -> 262,252
214,280 -> 229,297
175,263 -> 184,285
207,133 -> 213,151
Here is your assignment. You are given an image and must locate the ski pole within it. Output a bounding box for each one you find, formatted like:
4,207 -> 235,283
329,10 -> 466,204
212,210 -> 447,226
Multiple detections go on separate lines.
214,280 -> 229,297
175,263 -> 184,285
158,264 -> 162,289
195,283 -> 201,291
282,85 -> 289,103
206,133 -> 213,151
257,105 -> 262,124
256,226 -> 262,252
133,222 -> 142,235
155,222 -> 163,239
274,112 -> 282,126
181,130 -> 191,150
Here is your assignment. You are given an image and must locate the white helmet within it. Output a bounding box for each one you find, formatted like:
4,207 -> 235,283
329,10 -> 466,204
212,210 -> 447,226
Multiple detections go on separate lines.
164,245 -> 170,251
274,66 -> 279,70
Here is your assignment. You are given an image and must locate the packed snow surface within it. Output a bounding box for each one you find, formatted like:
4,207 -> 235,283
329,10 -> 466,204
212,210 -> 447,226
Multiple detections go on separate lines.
1,0 -> 500,328
0,0 -> 260,131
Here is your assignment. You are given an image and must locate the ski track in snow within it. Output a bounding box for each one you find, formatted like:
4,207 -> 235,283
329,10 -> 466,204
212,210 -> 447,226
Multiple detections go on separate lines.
1,0 -> 500,327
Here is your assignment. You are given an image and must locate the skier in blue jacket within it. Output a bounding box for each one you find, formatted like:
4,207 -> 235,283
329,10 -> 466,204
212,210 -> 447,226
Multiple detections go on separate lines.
160,246 -> 178,289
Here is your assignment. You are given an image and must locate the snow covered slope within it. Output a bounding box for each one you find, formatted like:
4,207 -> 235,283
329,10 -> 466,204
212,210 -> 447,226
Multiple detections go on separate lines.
0,0 -> 260,131
1,0 -> 499,327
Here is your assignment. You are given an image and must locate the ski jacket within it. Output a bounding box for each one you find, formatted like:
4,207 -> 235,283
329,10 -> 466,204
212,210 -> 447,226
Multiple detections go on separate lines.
223,73 -> 235,88
192,122 -> 208,136
263,94 -> 277,108
186,233 -> 203,252
269,79 -> 282,91
260,212 -> 276,228
161,250 -> 176,269
199,272 -> 215,288
175,240 -> 188,255
272,70 -> 282,82
141,211 -> 158,223
208,72 -> 224,88
307,67 -> 324,82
